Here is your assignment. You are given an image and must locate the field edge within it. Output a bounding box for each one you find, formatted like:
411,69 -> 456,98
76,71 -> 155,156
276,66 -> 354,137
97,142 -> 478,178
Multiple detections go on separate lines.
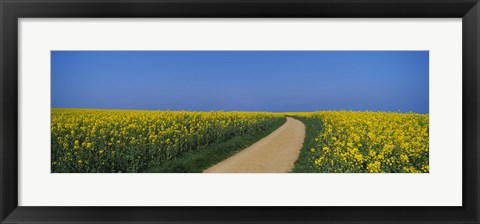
143,117 -> 287,173
290,116 -> 323,173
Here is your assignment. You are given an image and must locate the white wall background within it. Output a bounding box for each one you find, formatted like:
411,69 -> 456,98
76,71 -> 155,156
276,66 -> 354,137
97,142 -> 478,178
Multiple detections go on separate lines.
19,18 -> 462,206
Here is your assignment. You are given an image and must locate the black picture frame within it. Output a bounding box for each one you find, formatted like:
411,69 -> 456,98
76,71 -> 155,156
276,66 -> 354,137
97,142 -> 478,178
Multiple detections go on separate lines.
1,0 -> 479,223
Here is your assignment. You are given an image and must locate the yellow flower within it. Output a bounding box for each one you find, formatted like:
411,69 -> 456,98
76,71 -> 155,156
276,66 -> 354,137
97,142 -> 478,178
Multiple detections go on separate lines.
293,111 -> 429,173
367,161 -> 381,173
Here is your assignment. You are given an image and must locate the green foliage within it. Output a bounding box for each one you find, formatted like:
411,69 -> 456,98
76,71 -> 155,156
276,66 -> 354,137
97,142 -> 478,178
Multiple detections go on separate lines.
144,118 -> 286,173
291,116 -> 324,173
51,109 -> 285,173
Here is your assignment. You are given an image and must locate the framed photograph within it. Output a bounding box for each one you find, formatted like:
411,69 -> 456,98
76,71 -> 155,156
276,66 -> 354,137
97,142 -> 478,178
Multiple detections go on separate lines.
1,0 -> 479,223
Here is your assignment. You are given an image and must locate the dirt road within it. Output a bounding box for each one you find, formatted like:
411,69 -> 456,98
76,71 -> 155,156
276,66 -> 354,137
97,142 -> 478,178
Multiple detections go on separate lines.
203,117 -> 306,173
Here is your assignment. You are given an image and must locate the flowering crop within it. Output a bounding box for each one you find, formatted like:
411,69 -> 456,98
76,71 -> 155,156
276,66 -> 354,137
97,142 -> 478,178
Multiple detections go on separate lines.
51,109 -> 284,173
295,111 -> 429,173
52,109 -> 429,173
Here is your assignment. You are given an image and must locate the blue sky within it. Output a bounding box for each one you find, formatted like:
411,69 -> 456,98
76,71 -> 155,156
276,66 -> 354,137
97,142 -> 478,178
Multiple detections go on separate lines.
51,51 -> 429,113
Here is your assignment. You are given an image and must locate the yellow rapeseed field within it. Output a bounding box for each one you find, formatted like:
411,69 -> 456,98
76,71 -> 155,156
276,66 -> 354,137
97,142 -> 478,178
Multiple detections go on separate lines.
51,109 -> 284,172
295,111 -> 429,173
51,109 -> 428,173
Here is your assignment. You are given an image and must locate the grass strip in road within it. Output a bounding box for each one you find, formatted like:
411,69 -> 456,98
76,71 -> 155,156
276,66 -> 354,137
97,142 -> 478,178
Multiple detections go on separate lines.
291,116 -> 323,173
143,117 -> 287,173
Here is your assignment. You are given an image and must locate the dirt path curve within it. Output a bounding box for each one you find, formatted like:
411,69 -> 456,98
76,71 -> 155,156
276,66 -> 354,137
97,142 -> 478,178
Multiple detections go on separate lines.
203,117 -> 306,173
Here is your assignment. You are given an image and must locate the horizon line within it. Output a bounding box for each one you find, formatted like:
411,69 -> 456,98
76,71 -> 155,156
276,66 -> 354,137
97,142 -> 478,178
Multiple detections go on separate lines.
51,107 -> 429,114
